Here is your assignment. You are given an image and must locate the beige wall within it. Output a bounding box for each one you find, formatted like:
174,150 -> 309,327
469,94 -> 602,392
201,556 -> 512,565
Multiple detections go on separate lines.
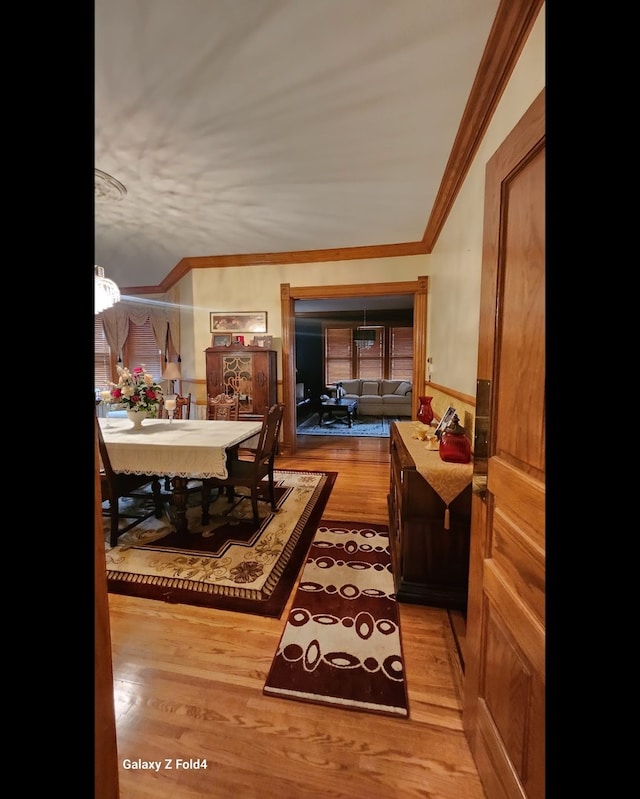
175,4 -> 545,407
178,255 -> 427,402
427,4 -> 545,398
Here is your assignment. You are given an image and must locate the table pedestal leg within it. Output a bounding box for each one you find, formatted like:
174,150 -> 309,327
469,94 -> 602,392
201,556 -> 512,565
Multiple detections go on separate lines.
170,476 -> 190,535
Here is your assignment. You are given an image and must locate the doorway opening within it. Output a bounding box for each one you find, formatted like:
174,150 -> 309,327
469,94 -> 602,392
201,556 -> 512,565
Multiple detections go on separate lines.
280,278 -> 428,455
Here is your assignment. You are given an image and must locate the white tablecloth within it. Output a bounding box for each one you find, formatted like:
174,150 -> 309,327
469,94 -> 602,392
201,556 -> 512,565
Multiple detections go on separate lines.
98,417 -> 262,479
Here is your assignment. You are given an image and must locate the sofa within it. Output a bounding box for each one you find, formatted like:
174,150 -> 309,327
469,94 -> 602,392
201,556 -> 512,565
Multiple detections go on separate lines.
333,379 -> 413,417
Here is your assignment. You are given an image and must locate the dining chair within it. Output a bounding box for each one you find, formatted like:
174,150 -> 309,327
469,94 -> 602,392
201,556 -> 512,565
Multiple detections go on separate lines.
201,403 -> 285,524
95,415 -> 166,547
206,393 -> 239,420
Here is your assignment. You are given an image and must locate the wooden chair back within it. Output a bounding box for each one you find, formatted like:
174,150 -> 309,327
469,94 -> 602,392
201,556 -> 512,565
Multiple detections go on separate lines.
250,403 -> 285,467
201,403 -> 285,523
207,393 -> 239,421
175,393 -> 191,419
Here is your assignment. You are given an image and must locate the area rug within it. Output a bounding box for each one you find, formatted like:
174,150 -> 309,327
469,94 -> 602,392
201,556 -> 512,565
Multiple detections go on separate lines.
297,414 -> 408,437
104,470 -> 336,618
263,520 -> 409,718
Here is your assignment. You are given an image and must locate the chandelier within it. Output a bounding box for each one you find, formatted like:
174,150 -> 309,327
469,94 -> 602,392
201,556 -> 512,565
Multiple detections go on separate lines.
95,265 -> 121,314
353,308 -> 376,350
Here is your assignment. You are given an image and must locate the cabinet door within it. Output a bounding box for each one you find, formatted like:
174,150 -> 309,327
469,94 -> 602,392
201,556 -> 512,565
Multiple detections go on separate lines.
206,348 -> 277,419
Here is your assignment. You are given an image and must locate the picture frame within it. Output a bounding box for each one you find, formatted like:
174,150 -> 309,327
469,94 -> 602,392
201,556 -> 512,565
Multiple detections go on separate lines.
251,335 -> 273,348
434,405 -> 457,438
211,333 -> 231,347
210,312 -> 267,333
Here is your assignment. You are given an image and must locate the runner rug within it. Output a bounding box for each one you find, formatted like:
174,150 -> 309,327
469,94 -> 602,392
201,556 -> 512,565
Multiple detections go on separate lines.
263,520 -> 409,718
104,470 -> 336,618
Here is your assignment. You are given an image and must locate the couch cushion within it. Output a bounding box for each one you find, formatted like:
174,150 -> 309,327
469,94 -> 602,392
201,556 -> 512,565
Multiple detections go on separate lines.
393,380 -> 413,396
361,381 -> 380,396
341,379 -> 361,395
381,380 -> 400,394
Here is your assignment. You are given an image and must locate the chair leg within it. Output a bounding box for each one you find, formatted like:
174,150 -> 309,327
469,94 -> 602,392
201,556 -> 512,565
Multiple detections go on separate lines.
151,478 -> 164,518
250,489 -> 260,522
267,463 -> 277,510
201,479 -> 211,524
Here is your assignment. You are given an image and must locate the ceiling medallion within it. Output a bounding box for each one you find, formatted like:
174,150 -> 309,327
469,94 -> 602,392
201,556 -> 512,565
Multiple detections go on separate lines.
95,168 -> 127,201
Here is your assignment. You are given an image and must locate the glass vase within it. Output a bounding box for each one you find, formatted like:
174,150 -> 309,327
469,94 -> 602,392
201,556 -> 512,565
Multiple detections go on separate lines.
417,396 -> 434,426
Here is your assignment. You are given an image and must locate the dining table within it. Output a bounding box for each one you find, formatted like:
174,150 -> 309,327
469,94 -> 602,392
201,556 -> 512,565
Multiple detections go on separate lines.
98,416 -> 262,535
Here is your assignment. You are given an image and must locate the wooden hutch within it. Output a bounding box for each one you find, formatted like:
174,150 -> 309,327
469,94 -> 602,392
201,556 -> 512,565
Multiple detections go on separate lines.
205,345 -> 277,420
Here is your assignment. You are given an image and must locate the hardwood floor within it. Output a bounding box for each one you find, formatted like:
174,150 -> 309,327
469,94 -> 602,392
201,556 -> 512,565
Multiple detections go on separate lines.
106,432 -> 486,799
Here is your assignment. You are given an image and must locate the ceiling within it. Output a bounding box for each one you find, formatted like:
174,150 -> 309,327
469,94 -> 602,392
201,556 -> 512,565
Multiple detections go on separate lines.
95,0 -> 505,294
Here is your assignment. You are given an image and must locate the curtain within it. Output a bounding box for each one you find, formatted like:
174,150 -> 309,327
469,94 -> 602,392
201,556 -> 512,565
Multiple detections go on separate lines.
101,301 -> 168,362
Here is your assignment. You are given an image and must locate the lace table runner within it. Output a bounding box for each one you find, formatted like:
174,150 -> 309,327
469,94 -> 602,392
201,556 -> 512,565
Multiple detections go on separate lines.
395,422 -> 473,529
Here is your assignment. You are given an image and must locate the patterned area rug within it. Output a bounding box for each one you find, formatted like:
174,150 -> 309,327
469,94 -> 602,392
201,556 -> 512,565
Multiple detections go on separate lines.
297,414 -> 408,437
104,470 -> 336,617
263,520 -> 409,718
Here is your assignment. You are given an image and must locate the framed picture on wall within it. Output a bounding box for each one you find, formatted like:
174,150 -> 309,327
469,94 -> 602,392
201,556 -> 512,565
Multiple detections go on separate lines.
210,312 -> 267,333
211,334 -> 231,346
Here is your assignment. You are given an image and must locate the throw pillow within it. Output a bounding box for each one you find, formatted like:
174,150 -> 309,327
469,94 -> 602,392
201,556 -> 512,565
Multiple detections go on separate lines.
393,381 -> 412,395
342,379 -> 360,394
361,381 -> 380,396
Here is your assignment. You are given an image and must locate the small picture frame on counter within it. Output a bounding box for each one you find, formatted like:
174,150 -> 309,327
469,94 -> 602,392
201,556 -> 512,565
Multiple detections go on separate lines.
211,334 -> 231,346
434,406 -> 456,439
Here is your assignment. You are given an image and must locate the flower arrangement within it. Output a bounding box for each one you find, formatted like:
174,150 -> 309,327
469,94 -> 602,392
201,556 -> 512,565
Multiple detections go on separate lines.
106,365 -> 163,415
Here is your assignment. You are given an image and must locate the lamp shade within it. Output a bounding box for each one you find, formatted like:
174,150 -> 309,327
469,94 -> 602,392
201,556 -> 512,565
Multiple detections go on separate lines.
162,362 -> 182,380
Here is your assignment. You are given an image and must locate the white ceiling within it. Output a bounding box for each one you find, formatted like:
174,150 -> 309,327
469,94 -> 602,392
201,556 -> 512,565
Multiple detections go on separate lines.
95,0 -> 501,292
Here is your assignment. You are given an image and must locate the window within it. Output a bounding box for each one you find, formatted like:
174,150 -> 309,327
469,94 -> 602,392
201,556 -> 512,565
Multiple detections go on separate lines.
324,324 -> 412,383
324,327 -> 353,385
356,327 -> 384,379
122,320 -> 163,380
94,314 -> 114,390
389,327 -> 413,380
94,317 -> 163,391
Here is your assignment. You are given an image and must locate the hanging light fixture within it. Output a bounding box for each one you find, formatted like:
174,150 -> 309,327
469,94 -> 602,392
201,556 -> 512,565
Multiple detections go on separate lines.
94,264 -> 121,314
353,308 -> 376,350
95,169 -> 125,314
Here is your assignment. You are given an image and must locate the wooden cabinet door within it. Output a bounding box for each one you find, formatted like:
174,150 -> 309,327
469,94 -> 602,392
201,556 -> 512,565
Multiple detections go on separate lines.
463,89 -> 545,799
205,347 -> 277,419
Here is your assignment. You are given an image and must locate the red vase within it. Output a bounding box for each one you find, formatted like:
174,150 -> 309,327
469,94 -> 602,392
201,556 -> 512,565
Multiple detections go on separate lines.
417,396 -> 434,425
439,414 -> 471,463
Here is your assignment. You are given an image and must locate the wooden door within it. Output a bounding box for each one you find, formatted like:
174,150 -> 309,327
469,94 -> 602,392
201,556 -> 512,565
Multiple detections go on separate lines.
463,89 -> 545,799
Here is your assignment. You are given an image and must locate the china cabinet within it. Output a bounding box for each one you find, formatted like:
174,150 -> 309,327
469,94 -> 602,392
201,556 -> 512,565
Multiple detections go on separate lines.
205,345 -> 277,420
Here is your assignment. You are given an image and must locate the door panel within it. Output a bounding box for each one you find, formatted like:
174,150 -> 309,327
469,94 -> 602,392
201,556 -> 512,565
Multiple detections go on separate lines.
464,89 -> 545,799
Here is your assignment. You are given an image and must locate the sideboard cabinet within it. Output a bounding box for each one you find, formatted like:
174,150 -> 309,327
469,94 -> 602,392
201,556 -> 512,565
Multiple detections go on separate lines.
387,421 -> 472,611
205,346 -> 277,420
